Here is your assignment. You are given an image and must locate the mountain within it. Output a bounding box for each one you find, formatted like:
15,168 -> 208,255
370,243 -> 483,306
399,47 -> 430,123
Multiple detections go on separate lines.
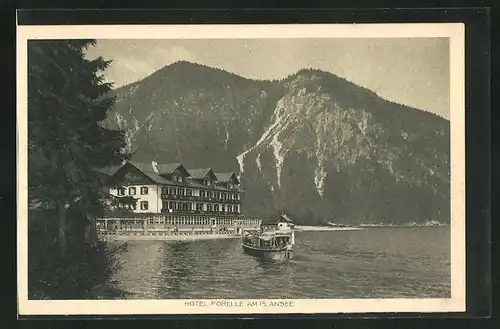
103,61 -> 450,225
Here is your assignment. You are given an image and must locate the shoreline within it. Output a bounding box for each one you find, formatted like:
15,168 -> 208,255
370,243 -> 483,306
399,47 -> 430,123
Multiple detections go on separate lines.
97,224 -> 450,240
295,226 -> 364,232
357,224 -> 449,228
296,224 -> 449,231
98,233 -> 242,241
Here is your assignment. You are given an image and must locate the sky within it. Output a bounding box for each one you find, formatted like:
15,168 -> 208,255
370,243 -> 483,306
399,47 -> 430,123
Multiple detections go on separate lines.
86,38 -> 450,119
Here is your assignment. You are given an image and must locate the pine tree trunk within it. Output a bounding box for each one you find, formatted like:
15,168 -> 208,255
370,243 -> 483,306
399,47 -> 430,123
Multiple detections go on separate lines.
85,217 -> 97,246
57,200 -> 68,255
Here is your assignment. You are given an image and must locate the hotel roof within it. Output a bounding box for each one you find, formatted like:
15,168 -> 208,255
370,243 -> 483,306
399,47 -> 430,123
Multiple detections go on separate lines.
157,163 -> 183,175
127,161 -> 172,184
214,172 -> 236,182
187,168 -> 213,179
98,160 -> 243,191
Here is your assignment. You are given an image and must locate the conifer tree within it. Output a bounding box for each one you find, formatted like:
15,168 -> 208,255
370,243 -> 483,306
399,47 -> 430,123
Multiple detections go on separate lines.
27,39 -> 129,298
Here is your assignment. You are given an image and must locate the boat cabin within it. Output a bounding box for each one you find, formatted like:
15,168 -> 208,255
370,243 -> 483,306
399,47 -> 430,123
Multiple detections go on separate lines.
243,231 -> 293,250
261,214 -> 294,233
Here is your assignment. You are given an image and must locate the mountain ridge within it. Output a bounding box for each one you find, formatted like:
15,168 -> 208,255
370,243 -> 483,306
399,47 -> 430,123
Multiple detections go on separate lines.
104,61 -> 450,225
114,61 -> 448,120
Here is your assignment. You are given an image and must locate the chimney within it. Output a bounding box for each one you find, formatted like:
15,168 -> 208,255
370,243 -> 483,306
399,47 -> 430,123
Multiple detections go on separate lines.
151,161 -> 159,174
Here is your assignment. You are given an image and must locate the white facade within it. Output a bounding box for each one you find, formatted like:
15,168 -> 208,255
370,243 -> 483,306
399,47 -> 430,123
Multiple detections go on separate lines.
277,222 -> 293,231
162,200 -> 239,214
109,184 -> 161,213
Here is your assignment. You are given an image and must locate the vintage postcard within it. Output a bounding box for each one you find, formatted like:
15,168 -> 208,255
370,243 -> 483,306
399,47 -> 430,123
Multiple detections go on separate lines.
17,23 -> 465,315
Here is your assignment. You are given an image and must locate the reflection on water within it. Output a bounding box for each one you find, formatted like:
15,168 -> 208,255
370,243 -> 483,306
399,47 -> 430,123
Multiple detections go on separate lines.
104,227 -> 450,299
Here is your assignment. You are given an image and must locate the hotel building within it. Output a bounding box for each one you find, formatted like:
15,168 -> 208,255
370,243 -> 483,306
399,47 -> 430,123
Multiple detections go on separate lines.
103,161 -> 243,215
95,160 -> 260,239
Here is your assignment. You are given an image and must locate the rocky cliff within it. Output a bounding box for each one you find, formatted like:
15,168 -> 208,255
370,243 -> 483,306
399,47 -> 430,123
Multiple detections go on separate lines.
103,61 -> 450,225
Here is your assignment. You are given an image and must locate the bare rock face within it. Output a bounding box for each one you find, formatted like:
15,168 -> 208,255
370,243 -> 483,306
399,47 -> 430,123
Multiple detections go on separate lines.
104,61 -> 450,225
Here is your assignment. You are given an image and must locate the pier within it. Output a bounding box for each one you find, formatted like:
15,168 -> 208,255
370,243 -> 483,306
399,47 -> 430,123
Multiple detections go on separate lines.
96,214 -> 262,241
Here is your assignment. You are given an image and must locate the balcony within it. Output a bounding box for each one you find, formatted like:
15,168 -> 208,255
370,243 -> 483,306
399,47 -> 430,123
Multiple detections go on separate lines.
161,194 -> 197,201
161,194 -> 241,204
160,209 -> 242,216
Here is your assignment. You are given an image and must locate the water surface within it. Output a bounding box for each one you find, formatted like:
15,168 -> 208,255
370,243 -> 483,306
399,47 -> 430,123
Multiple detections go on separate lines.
103,227 -> 450,299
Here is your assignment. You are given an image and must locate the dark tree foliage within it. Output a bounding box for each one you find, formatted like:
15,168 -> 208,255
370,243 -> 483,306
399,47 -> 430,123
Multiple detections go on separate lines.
103,195 -> 138,217
27,39 -> 130,299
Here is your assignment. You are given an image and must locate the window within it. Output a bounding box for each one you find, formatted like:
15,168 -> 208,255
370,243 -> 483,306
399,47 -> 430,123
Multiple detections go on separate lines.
207,204 -> 213,212
130,203 -> 136,210
196,203 -> 204,211
221,205 -> 225,213
129,187 -> 136,195
234,205 -> 239,213
214,204 -> 219,212
140,201 -> 149,210
200,190 -> 206,197
179,188 -> 184,196
186,189 -> 192,196
172,188 -> 177,195
118,187 -> 126,196
162,186 -> 168,194
207,191 -> 213,198
228,205 -> 233,212
141,186 -> 149,195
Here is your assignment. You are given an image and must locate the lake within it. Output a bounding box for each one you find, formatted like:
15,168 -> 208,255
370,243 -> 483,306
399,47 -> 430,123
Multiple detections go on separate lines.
101,227 -> 450,299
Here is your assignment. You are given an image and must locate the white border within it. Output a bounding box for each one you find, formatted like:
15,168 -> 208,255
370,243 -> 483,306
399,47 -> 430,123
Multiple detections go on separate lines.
17,23 -> 466,315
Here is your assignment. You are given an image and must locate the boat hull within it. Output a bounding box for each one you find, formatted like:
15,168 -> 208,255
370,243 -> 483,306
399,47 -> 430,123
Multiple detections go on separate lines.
242,243 -> 294,263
